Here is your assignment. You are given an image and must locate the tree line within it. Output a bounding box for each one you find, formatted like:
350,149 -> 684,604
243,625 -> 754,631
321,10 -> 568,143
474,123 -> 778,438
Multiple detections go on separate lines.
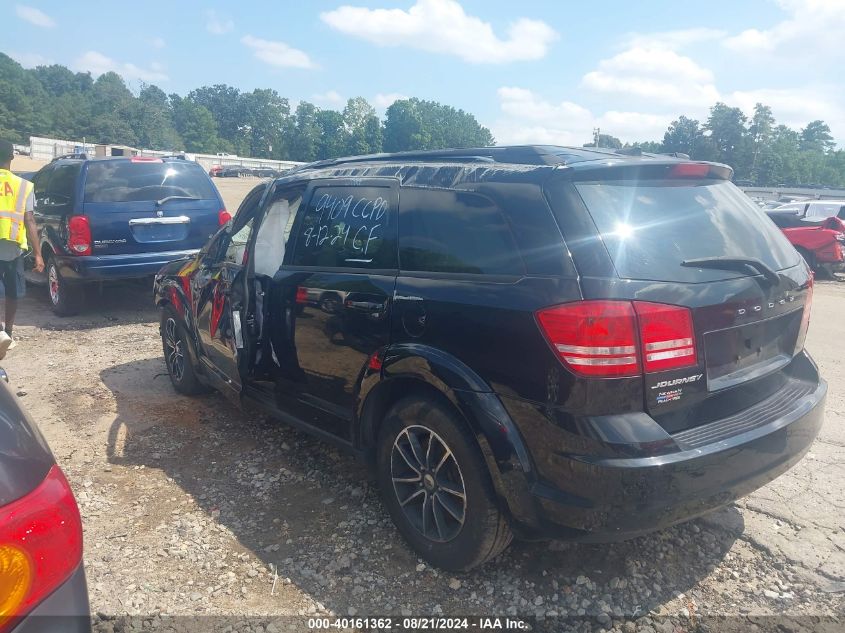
1,52 -> 843,186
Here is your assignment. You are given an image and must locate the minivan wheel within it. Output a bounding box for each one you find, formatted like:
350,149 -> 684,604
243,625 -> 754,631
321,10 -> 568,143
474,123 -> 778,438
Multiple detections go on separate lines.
47,256 -> 82,316
161,309 -> 202,395
376,396 -> 513,571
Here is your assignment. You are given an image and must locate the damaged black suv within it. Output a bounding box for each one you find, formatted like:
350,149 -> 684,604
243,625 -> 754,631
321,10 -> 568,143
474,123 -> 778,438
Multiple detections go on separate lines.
154,146 -> 825,571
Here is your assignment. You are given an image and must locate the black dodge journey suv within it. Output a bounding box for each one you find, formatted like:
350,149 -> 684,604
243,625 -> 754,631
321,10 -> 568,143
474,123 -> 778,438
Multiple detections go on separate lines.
154,145 -> 826,571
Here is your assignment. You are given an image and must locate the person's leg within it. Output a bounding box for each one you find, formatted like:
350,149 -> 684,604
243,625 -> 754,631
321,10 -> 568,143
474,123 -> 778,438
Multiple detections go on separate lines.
3,257 -> 20,336
0,260 -> 12,358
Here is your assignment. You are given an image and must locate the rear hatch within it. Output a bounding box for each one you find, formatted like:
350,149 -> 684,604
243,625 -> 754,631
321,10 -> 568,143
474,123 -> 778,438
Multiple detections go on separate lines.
548,162 -> 813,433
81,159 -> 222,256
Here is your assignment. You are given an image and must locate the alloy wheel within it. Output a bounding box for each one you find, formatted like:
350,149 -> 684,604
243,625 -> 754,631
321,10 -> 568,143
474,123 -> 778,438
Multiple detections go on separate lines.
391,425 -> 467,543
164,318 -> 185,382
48,264 -> 60,305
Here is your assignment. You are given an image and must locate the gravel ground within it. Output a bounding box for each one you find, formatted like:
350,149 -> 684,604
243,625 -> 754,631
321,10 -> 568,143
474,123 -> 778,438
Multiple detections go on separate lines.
3,178 -> 843,632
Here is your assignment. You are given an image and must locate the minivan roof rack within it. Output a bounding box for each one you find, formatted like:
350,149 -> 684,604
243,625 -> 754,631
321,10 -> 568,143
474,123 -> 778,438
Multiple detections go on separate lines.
293,145 -> 662,172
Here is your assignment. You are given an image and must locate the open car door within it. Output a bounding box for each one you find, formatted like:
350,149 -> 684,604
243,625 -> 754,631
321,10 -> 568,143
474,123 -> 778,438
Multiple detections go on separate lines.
194,183 -> 269,403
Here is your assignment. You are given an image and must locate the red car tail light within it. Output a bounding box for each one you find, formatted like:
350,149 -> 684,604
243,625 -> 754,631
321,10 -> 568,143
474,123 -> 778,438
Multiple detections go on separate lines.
0,466 -> 83,629
633,302 -> 697,372
218,209 -> 232,226
67,215 -> 92,256
537,300 -> 698,378
295,286 -> 308,304
795,278 -> 814,354
536,301 -> 640,377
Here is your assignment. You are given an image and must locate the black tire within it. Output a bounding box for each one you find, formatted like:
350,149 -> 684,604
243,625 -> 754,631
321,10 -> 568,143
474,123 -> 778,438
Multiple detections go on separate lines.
796,247 -> 817,272
320,292 -> 342,314
46,255 -> 83,316
376,396 -> 513,571
160,308 -> 203,395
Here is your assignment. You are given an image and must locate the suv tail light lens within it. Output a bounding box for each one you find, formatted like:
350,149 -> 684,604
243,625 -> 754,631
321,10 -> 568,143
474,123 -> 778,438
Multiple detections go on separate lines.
0,466 -> 83,629
295,286 -> 308,304
537,300 -> 698,378
795,279 -> 813,354
218,209 -> 232,226
536,301 -> 639,377
67,215 -> 92,256
634,302 -> 697,372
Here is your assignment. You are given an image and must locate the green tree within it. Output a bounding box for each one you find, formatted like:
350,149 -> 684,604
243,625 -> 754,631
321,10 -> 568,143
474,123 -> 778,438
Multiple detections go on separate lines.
134,84 -> 181,150
748,103 -> 775,182
583,134 -> 622,149
239,89 -> 291,158
703,103 -> 750,172
289,101 -> 320,162
662,116 -> 702,156
171,96 -> 221,153
800,120 -> 835,153
315,110 -> 347,160
384,98 -> 493,152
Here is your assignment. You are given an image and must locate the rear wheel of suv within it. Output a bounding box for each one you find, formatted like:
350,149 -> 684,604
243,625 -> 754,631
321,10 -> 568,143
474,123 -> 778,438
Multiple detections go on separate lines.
161,309 -> 203,395
376,396 -> 513,571
46,256 -> 82,316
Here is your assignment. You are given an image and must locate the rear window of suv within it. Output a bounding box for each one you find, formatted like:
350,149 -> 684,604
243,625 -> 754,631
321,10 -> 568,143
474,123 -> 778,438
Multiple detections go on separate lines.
571,178 -> 800,283
84,161 -> 218,203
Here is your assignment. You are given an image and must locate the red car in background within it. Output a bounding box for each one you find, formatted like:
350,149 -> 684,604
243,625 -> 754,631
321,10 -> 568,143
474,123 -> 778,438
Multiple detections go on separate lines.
767,200 -> 845,274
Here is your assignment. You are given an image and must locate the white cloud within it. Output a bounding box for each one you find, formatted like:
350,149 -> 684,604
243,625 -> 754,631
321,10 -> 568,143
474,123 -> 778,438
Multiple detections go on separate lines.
493,87 -> 677,146
624,27 -> 727,51
312,90 -> 344,107
373,92 -> 409,111
493,87 -> 594,146
73,51 -> 169,83
15,5 -> 55,28
582,47 -> 719,110
241,35 -> 316,69
9,51 -> 53,68
320,0 -> 557,64
205,9 -> 234,35
723,0 -> 845,58
150,37 -> 166,49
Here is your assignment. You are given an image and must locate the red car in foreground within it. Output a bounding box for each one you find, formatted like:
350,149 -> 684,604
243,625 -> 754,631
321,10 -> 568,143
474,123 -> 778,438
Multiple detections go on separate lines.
767,200 -> 845,273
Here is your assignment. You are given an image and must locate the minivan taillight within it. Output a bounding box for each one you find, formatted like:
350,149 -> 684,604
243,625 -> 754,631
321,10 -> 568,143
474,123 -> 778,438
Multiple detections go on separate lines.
218,209 -> 232,226
537,300 -> 698,378
67,215 -> 92,256
0,466 -> 83,629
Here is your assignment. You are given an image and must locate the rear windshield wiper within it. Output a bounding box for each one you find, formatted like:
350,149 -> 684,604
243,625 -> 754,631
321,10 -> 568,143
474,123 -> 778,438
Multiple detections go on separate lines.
681,256 -> 780,286
156,196 -> 200,206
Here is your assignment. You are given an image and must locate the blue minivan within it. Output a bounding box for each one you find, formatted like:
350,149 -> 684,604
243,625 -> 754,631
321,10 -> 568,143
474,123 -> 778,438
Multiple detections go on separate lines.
30,156 -> 229,315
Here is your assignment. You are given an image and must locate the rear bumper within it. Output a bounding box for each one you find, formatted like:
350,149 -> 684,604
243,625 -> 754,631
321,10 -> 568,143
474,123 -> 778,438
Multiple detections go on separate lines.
57,250 -> 199,281
11,564 -> 91,632
499,372 -> 826,541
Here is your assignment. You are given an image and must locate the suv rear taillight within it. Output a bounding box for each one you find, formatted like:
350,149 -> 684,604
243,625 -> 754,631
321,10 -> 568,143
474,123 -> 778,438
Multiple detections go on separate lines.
795,278 -> 813,354
67,215 -> 92,256
536,300 -> 697,378
218,209 -> 232,226
0,466 -> 83,629
633,302 -> 697,372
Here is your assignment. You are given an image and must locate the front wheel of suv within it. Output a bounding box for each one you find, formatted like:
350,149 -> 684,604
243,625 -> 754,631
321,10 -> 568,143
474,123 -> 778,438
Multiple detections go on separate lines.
46,256 -> 83,316
376,396 -> 513,571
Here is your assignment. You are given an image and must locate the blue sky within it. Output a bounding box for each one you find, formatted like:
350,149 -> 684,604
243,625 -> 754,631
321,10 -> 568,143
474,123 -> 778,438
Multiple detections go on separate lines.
8,0 -> 845,145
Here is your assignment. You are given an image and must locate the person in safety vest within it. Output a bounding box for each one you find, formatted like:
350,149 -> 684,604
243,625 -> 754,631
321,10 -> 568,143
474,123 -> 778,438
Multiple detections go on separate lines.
0,140 -> 44,359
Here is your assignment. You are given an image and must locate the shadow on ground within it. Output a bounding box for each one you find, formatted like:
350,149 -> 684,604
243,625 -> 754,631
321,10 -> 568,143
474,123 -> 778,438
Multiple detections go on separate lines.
98,357 -> 742,618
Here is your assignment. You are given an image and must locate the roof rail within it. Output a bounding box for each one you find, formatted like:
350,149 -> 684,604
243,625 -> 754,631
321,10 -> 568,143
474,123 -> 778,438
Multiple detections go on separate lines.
51,153 -> 87,162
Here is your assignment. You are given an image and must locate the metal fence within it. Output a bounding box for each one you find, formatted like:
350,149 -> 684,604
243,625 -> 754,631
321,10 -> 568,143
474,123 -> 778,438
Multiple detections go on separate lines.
27,135 -> 304,173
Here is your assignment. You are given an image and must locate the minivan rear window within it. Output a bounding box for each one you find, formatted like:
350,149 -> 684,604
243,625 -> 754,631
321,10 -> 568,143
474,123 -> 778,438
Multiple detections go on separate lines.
84,161 -> 218,203
571,179 -> 800,283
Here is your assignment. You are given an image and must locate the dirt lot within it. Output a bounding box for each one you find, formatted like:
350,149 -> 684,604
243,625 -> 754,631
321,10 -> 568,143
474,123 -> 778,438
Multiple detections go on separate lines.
3,177 -> 843,632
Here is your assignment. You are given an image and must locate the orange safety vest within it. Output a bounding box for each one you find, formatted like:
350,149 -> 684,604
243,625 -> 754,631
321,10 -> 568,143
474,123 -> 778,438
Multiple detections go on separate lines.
0,169 -> 31,251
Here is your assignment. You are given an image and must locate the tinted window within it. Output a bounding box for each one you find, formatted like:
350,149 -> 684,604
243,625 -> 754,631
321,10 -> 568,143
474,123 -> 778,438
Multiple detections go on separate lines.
31,166 -> 52,195
292,185 -> 396,268
398,188 -> 524,275
47,164 -> 80,201
572,179 -> 800,283
84,161 -> 217,203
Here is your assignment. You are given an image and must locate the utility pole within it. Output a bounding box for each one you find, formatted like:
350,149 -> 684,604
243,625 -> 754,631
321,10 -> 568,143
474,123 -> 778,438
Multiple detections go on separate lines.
593,127 -> 601,148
